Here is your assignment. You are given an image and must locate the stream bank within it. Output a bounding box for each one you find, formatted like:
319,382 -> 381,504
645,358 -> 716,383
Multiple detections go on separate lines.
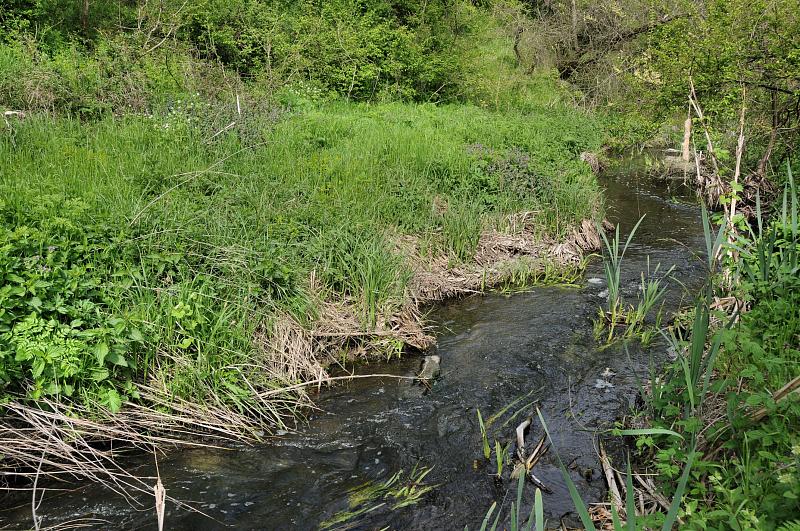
0,155 -> 706,530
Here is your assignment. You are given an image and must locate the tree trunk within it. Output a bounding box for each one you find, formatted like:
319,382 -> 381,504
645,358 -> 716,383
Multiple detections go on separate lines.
81,0 -> 89,34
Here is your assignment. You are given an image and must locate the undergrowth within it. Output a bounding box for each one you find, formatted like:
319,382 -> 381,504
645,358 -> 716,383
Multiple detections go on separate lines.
0,97 -> 602,423
624,166 -> 800,528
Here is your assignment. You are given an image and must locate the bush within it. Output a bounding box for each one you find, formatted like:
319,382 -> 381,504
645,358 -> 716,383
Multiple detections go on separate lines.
0,195 -> 139,410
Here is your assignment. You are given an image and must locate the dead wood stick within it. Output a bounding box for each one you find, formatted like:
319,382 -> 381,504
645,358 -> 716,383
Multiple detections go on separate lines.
633,473 -> 682,523
599,443 -> 624,517
689,78 -> 720,176
750,375 -> 800,422
516,419 -> 532,458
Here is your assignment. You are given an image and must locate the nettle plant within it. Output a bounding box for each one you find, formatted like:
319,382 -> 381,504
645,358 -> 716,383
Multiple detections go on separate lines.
0,195 -> 140,411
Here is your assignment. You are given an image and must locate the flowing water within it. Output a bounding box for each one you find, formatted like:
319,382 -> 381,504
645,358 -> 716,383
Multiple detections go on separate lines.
1,157 -> 706,530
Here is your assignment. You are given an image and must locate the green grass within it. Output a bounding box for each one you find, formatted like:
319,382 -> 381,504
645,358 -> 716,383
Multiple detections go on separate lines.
0,97 -> 602,424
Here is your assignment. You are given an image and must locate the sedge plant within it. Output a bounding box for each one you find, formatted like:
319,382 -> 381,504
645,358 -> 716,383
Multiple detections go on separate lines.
596,216 -> 644,342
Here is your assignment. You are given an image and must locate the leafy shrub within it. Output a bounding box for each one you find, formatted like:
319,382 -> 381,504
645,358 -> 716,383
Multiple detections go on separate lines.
467,144 -> 545,203
183,0 -> 461,101
0,195 -> 139,410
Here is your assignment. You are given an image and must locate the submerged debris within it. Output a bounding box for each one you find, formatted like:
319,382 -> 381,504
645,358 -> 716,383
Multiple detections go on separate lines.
418,355 -> 441,382
594,379 -> 615,390
511,418 -> 552,493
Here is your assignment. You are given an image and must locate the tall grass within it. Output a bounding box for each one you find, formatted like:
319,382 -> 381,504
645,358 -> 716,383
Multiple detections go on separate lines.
0,98 -> 603,426
596,216 -> 673,343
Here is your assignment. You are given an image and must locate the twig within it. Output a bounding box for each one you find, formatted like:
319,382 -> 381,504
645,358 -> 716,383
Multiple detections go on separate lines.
153,450 -> 166,531
689,77 -> 720,177
749,375 -> 800,422
599,443 -> 624,518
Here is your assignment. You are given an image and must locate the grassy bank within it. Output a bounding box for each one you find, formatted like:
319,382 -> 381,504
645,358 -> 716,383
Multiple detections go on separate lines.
0,97 -> 602,439
611,171 -> 800,529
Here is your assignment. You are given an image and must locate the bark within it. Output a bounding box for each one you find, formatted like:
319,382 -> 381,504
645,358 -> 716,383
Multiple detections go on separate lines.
81,0 -> 90,34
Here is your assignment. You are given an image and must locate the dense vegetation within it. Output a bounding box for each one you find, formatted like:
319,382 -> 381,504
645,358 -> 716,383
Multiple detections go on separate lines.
0,2 -> 601,423
0,102 -> 599,416
2,0 -> 799,528
622,182 -> 800,529
528,1 -> 799,526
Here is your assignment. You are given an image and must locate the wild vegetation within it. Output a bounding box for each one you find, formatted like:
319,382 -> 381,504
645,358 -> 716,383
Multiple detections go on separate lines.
513,1 -> 799,527
620,178 -> 800,529
0,0 -> 607,498
1,0 -> 799,528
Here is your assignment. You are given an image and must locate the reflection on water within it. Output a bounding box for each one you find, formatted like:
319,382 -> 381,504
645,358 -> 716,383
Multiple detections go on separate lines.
1,159 -> 706,530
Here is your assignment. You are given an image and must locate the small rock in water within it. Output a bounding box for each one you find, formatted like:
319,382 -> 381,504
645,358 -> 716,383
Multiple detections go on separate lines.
588,277 -> 604,285
594,379 -> 614,390
418,355 -> 441,381
598,289 -> 609,299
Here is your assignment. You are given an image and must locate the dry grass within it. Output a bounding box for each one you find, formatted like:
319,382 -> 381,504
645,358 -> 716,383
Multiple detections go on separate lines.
0,217 -> 603,504
409,217 -> 604,301
0,398 -> 247,501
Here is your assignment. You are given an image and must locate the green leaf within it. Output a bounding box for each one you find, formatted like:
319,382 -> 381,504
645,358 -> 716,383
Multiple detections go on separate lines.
90,368 -> 110,382
611,504 -> 624,531
103,389 -> 123,413
129,328 -> 144,342
32,358 -> 45,378
479,502 -> 497,531
618,428 -> 684,440
625,458 -> 635,531
661,450 -> 697,531
94,342 -> 109,365
105,350 -> 128,367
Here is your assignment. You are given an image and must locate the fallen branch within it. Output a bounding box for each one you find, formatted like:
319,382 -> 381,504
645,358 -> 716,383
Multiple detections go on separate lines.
749,375 -> 800,422
599,443 -> 624,519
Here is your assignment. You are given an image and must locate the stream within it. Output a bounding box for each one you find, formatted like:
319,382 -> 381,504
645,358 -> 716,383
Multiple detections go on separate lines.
1,156 -> 706,530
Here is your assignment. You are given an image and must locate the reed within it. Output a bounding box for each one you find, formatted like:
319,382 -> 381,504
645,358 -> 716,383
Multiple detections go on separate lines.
477,409 -> 491,460
596,216 -> 673,343
475,472 -> 542,531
